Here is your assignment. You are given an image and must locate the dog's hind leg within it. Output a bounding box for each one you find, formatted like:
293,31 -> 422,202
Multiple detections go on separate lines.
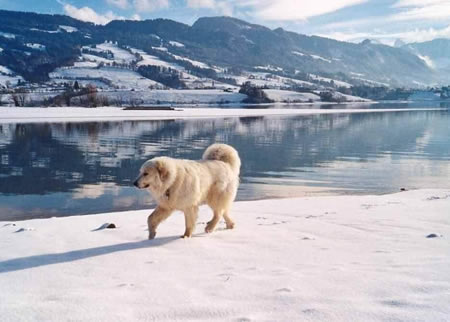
223,209 -> 235,230
148,206 -> 173,240
182,206 -> 199,238
205,210 -> 222,233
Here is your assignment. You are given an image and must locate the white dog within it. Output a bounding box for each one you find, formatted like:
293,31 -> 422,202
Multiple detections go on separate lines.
134,144 -> 241,239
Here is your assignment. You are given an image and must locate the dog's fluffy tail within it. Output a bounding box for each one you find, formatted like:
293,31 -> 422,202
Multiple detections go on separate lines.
203,144 -> 241,176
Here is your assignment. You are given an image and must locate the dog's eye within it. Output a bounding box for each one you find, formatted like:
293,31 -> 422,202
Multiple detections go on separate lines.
143,172 -> 148,176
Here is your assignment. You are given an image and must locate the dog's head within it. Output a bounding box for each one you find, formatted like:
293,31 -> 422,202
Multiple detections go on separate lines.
133,158 -> 171,192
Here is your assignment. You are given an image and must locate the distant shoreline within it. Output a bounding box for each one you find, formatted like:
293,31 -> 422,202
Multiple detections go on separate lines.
0,105 -> 446,124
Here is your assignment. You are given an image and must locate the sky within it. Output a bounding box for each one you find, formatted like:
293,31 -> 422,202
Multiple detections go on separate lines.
0,0 -> 449,45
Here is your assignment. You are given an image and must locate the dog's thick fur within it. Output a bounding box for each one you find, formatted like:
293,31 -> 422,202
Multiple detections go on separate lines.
134,144 -> 241,239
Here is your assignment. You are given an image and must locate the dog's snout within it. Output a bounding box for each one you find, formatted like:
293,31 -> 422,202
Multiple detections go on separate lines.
133,180 -> 139,187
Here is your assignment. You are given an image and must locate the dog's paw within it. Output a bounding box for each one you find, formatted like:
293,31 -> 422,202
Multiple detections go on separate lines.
149,231 -> 156,240
205,222 -> 215,233
226,222 -> 235,230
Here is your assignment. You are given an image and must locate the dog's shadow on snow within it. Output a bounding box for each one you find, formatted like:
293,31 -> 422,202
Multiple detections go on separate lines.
0,236 -> 179,274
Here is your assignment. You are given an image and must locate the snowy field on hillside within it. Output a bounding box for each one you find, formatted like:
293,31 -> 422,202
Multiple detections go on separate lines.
0,65 -> 23,87
129,48 -> 233,89
0,74 -> 23,87
49,67 -> 163,90
309,74 -> 352,88
81,42 -> 136,65
225,72 -> 314,89
263,90 -> 371,103
95,43 -> 136,63
1,189 -> 449,321
19,88 -> 244,106
264,89 -> 321,102
130,48 -> 182,69
105,89 -> 245,104
0,65 -> 14,75
47,41 -> 232,91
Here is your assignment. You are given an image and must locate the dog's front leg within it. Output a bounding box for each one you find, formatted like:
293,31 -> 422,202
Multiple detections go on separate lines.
182,206 -> 199,238
148,207 -> 172,239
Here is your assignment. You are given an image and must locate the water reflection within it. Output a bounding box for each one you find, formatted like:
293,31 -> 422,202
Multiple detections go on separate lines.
0,109 -> 449,220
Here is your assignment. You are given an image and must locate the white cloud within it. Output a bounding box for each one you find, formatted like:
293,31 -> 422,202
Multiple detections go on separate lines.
390,0 -> 450,21
133,0 -> 169,12
63,4 -> 124,25
392,0 -> 447,8
184,0 -> 366,20
249,0 -> 368,21
185,0 -> 233,15
106,0 -> 170,13
106,0 -> 129,10
216,1 -> 233,16
319,24 -> 450,45
131,13 -> 142,20
186,0 -> 216,9
317,0 -> 450,44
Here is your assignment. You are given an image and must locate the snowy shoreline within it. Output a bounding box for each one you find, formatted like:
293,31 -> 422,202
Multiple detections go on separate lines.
0,105 -> 446,124
1,189 -> 449,321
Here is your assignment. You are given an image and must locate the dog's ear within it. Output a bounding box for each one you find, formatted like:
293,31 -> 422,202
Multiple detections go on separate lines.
155,160 -> 169,181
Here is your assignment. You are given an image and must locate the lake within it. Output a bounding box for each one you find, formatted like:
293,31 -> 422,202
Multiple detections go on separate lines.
0,106 -> 449,220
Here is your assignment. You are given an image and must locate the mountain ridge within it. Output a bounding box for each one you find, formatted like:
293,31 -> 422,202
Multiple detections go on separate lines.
0,9 -> 447,87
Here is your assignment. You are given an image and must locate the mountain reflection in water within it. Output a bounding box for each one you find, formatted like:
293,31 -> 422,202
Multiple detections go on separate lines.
0,109 -> 449,220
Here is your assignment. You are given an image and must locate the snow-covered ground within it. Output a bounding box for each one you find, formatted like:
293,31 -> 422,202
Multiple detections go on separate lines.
0,65 -> 14,75
0,65 -> 23,87
105,89 -> 245,105
168,40 -> 185,47
169,52 -> 211,69
309,74 -> 352,88
73,61 -> 99,68
264,89 -> 321,102
352,77 -> 390,87
48,42 -> 167,90
130,48 -> 182,69
59,25 -> 78,33
1,106 -> 445,124
0,189 -> 448,321
0,31 -> 16,39
264,90 -> 371,103
254,65 -> 283,72
53,42 -> 230,91
29,28 -> 60,33
95,42 -> 136,64
291,51 -> 333,64
50,67 -> 163,90
25,43 -> 46,51
130,48 -> 231,89
224,72 -> 314,89
310,54 -> 332,63
0,74 -> 22,87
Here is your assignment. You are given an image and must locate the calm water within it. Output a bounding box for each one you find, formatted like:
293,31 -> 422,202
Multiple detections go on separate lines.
0,107 -> 449,220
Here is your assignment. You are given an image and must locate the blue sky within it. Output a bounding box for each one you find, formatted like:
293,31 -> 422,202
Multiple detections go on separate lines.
1,0 -> 449,44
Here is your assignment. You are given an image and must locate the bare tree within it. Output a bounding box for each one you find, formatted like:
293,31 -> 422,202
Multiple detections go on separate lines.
11,90 -> 29,107
114,92 -> 126,107
86,84 -> 98,107
128,93 -> 143,107
97,95 -> 109,106
17,90 -> 29,106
